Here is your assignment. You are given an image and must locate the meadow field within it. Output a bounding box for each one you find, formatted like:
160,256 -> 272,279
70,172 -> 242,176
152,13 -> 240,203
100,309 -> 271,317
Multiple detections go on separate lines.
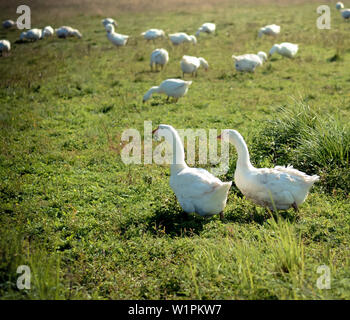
0,0 -> 349,299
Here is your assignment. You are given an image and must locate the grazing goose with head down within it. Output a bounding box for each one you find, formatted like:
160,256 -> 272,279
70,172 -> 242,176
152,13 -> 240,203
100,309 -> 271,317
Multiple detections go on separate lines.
258,24 -> 280,38
269,42 -> 298,58
142,29 -> 165,41
143,79 -> 192,103
195,22 -> 216,36
232,51 -> 267,72
169,32 -> 197,45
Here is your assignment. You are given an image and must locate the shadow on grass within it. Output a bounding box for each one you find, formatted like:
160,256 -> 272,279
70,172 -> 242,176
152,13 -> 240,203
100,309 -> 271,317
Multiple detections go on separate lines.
146,197 -> 214,237
223,196 -> 298,225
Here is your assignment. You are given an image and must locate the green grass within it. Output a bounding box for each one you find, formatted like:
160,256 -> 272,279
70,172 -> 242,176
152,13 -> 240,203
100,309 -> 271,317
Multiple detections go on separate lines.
0,1 -> 350,299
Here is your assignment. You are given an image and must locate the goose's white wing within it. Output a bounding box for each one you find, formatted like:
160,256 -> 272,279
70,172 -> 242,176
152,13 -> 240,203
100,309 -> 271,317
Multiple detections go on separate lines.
182,55 -> 200,67
241,166 -> 318,208
160,79 -> 189,92
233,54 -> 261,71
170,167 -> 223,199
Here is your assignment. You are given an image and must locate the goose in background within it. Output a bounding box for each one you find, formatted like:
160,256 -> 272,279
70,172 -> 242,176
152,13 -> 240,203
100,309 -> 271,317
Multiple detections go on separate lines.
0,40 -> 11,56
150,48 -> 169,71
106,24 -> 129,47
180,55 -> 209,77
56,26 -> 82,39
258,24 -> 280,38
153,124 -> 232,220
341,8 -> 350,19
232,51 -> 267,72
169,32 -> 197,45
336,2 -> 344,10
142,29 -> 165,41
143,79 -> 192,103
2,20 -> 16,29
195,22 -> 216,36
269,42 -> 298,58
43,26 -> 54,38
20,28 -> 43,41
102,18 -> 117,30
218,129 -> 319,211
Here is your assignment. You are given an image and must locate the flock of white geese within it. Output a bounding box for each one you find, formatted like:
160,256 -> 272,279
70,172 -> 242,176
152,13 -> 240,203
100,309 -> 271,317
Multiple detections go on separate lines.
3,2 -> 349,219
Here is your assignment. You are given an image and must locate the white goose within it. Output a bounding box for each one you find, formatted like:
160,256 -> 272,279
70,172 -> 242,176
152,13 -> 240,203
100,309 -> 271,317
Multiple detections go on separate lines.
42,26 -> 54,38
0,40 -> 11,56
232,51 -> 267,72
219,129 -> 319,211
269,42 -> 298,58
20,28 -> 43,41
336,2 -> 344,10
143,79 -> 192,103
56,26 -> 82,39
2,20 -> 16,29
180,55 -> 209,77
102,18 -> 117,30
150,48 -> 169,71
258,24 -> 281,38
169,33 -> 197,45
153,124 -> 232,219
141,29 -> 165,41
195,22 -> 216,36
106,24 -> 129,47
341,9 -> 350,19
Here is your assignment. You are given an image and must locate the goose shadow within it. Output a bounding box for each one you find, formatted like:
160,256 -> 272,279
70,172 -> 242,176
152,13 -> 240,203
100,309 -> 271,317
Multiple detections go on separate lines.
146,198 -> 215,237
224,204 -> 298,225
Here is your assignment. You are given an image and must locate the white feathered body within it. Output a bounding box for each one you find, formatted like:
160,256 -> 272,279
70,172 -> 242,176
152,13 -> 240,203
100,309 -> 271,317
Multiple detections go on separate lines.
20,28 -> 42,41
270,42 -> 298,58
258,24 -> 280,37
56,26 -> 82,38
195,22 -> 216,36
180,55 -> 208,75
2,20 -> 16,29
232,52 -> 267,72
150,48 -> 169,69
235,165 -> 319,210
169,33 -> 196,45
170,167 -> 232,216
341,9 -> 350,19
143,79 -> 192,102
106,24 -> 128,46
142,29 -> 165,40
223,129 -> 319,211
107,31 -> 129,46
0,40 -> 11,54
336,2 -> 344,10
43,26 -> 54,38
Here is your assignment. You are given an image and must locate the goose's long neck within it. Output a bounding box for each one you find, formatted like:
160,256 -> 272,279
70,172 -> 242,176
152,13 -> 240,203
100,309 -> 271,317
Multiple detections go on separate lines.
230,134 -> 253,170
144,86 -> 160,101
166,127 -> 187,173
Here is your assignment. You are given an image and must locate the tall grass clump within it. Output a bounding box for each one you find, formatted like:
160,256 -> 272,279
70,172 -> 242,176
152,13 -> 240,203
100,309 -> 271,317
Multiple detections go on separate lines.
251,102 -> 350,195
